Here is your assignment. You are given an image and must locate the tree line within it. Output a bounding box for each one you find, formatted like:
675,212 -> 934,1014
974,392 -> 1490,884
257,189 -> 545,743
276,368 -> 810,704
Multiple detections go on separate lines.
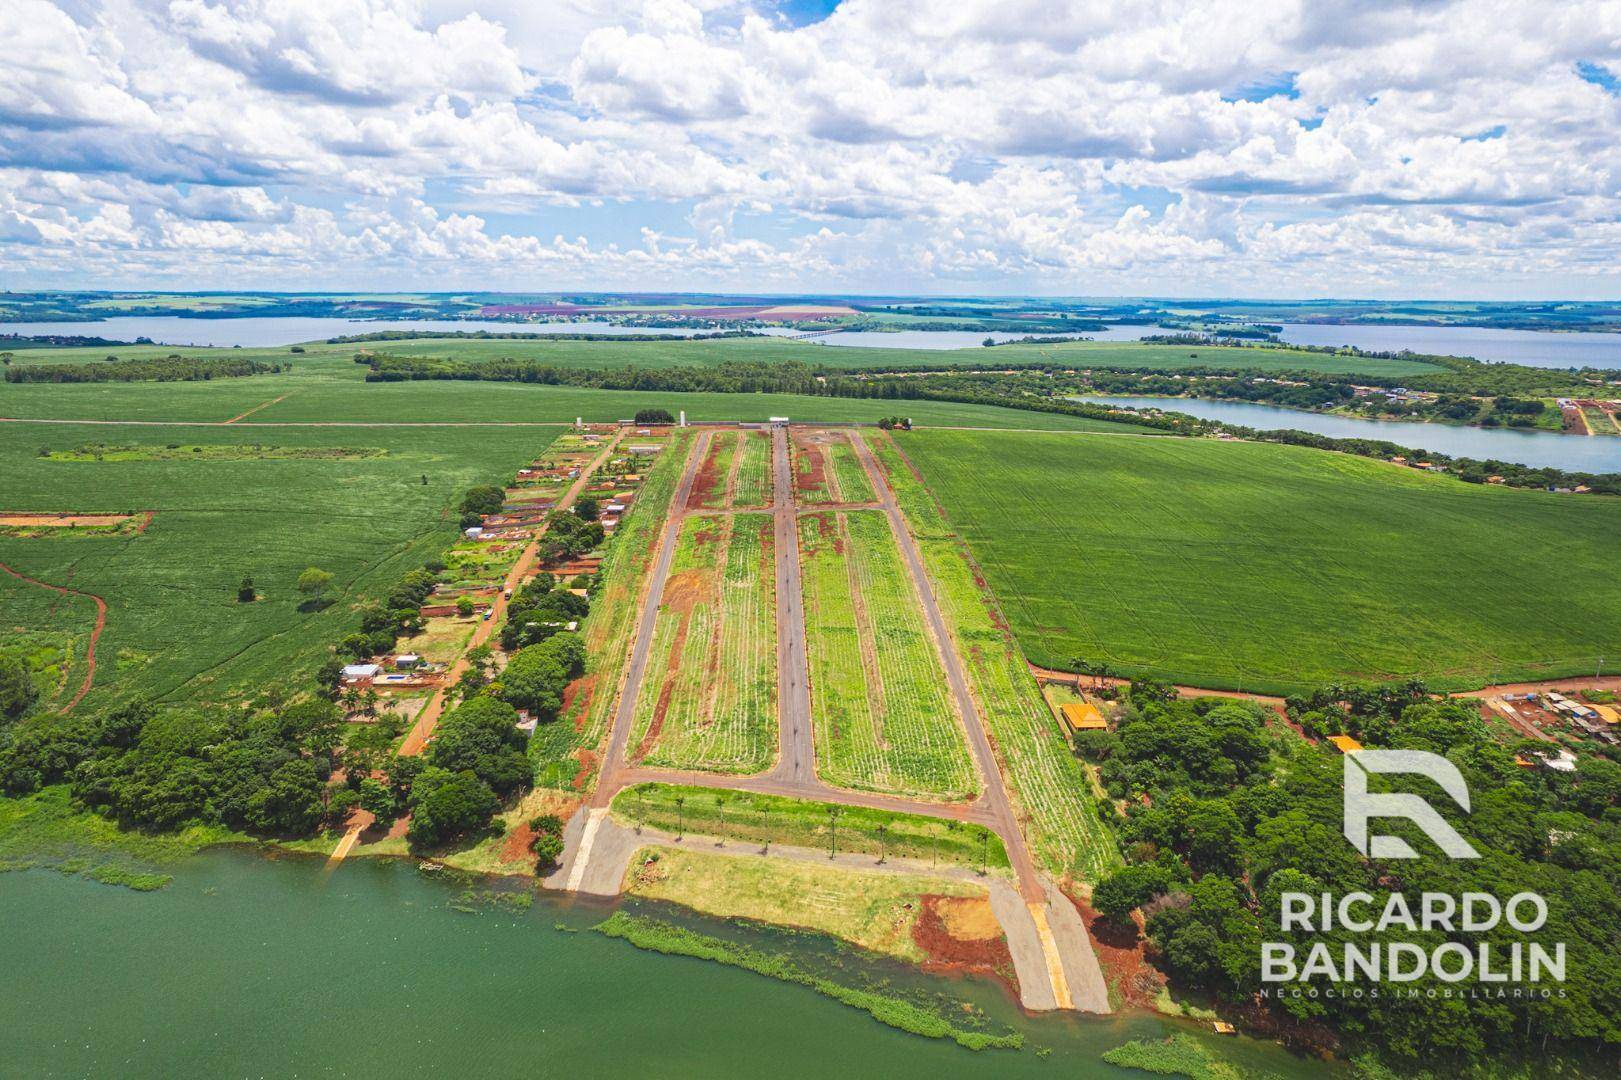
5,356 -> 287,383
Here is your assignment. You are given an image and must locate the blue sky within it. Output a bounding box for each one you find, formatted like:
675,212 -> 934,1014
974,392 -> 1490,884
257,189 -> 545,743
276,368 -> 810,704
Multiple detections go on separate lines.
3,0 -> 1621,299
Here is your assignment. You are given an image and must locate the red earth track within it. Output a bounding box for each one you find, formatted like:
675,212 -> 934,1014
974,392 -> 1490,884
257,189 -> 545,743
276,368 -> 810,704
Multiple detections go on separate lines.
0,560 -> 107,712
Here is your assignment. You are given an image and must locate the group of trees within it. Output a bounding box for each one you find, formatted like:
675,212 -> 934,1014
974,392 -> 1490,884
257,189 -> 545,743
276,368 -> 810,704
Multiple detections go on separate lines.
1077,683 -> 1621,1068
4,356 -> 286,383
457,484 -> 505,529
499,576 -> 588,651
499,632 -> 586,719
329,565 -> 439,666
0,655 -> 37,721
538,507 -> 604,565
0,696 -> 345,836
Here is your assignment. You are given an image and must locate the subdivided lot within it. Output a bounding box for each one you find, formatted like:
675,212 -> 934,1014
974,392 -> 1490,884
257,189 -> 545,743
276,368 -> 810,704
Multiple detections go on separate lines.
732,430 -> 773,509
798,509 -> 978,801
612,783 -> 1010,872
896,428 -> 1621,695
626,512 -> 777,774
622,845 -> 994,965
872,436 -> 1121,881
0,422 -> 550,708
535,430 -> 694,789
687,430 -> 740,510
792,429 -> 876,504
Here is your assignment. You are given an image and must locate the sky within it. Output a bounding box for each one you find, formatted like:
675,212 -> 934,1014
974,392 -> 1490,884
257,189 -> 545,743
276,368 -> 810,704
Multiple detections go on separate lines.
4,0 -> 1621,299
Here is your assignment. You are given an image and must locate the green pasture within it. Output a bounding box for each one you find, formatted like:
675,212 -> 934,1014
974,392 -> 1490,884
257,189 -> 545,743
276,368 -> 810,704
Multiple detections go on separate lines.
897,429 -> 1621,694
0,421 -> 550,709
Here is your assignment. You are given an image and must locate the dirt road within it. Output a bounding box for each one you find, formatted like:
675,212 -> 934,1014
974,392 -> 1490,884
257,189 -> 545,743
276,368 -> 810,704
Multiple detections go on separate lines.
0,560 -> 106,712
769,424 -> 816,787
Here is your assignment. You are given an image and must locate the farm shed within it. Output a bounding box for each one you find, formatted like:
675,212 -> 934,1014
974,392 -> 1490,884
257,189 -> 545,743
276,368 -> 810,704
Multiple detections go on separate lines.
1060,701 -> 1108,734
1327,735 -> 1364,755
1593,705 -> 1620,725
341,663 -> 380,684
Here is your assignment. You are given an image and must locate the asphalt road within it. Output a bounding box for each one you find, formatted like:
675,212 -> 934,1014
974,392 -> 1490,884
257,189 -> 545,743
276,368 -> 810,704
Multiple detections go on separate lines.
770,424 -> 816,787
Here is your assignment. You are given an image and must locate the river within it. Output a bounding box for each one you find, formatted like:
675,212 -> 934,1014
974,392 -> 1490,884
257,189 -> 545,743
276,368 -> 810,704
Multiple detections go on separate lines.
0,850 -> 1333,1078
1082,395 -> 1621,473
1273,323 -> 1621,370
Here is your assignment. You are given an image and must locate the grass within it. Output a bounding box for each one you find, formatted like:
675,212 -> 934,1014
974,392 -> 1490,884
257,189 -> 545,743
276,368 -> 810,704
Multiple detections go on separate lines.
536,430 -> 694,788
0,420 -> 551,708
612,783 -> 1009,872
622,845 -> 984,962
895,428 -> 1621,694
732,430 -> 773,508
626,513 -> 777,774
0,785 -> 241,890
872,434 -> 1121,881
799,510 -> 979,800
594,910 -> 1022,1051
689,431 -> 738,510
1101,1034 -> 1251,1080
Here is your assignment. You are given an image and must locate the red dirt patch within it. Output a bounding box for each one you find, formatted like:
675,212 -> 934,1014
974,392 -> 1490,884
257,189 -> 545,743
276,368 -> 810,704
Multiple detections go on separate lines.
563,673 -> 598,731
502,821 -> 536,863
688,438 -> 729,510
571,748 -> 599,791
793,438 -> 829,500
1064,887 -> 1164,1009
912,895 -> 1016,991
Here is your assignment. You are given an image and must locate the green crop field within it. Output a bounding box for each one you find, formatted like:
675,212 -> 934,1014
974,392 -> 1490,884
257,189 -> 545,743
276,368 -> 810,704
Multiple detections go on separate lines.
732,430 -> 773,509
626,512 -> 777,774
895,428 -> 1621,695
873,435 -> 1120,881
798,510 -> 978,801
792,430 -> 877,504
539,429 -> 695,788
0,421 -> 549,710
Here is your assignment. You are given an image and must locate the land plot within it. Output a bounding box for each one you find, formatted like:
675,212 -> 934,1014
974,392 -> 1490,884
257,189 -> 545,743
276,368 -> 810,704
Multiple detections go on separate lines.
798,509 -> 978,801
792,429 -> 876,504
626,512 -> 777,774
731,430 -> 774,509
688,431 -> 739,510
872,436 -> 1121,881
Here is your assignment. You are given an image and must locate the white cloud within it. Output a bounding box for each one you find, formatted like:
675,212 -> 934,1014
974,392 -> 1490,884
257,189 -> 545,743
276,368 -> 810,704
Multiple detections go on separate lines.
4,0 -> 1621,295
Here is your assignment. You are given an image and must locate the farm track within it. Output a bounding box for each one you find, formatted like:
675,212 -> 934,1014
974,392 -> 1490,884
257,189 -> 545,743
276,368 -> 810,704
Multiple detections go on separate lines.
223,391 -> 297,423
0,560 -> 106,712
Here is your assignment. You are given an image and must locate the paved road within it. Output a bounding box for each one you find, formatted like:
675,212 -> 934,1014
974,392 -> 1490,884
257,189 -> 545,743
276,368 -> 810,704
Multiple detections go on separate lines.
769,424 -> 816,786
590,429 -> 713,806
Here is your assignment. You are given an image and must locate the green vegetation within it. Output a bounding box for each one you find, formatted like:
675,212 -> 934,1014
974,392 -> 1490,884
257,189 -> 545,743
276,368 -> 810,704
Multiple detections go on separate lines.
612,783 -> 1008,872
732,430 -> 773,509
1079,683 -> 1621,1071
898,428 -> 1621,694
0,422 -> 550,707
535,430 -> 693,788
622,845 -> 986,962
873,435 -> 1120,879
594,910 -> 1022,1051
1101,1034 -> 1248,1080
44,443 -> 384,462
627,513 -> 776,774
799,510 -> 978,800
5,355 -> 286,383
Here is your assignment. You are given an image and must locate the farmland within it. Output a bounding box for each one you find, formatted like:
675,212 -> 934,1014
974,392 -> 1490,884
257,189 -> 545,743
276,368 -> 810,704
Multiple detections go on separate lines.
0,421 -> 546,709
798,509 -> 978,801
895,428 -> 1621,695
536,429 -> 694,787
625,513 -> 777,774
687,432 -> 739,510
872,435 -> 1120,881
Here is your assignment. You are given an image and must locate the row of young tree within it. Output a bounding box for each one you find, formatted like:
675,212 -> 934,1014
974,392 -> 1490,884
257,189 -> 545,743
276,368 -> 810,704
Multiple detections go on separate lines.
1077,683 -> 1621,1070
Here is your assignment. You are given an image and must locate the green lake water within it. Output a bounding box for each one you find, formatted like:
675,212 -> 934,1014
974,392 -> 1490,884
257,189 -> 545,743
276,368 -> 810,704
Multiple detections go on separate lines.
0,849 -> 1335,1078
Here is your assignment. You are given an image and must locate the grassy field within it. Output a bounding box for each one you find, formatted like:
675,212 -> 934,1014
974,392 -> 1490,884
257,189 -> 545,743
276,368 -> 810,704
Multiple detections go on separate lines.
0,421 -> 547,708
4,333 -> 1444,377
688,432 -> 739,510
872,435 -> 1120,881
612,783 -> 1010,871
799,510 -> 979,801
792,429 -> 879,504
622,845 -> 986,963
732,430 -> 773,509
537,430 -> 695,788
896,429 -> 1621,694
626,513 -> 777,774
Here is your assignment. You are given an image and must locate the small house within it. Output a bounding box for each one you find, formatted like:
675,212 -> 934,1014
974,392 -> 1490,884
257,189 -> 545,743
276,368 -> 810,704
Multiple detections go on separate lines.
395,654 -> 421,670
1060,701 -> 1108,734
1327,735 -> 1364,755
341,663 -> 381,685
1593,705 -> 1620,725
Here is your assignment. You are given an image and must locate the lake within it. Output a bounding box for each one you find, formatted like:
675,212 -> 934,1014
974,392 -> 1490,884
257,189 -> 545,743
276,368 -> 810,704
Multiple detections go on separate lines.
0,851 -> 1332,1078
0,316 -> 761,348
1274,323 -> 1621,370
1082,395 -> 1621,473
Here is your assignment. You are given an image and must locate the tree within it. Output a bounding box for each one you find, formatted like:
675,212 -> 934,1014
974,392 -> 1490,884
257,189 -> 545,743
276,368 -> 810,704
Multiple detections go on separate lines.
237,577 -> 256,603
499,633 -> 585,719
1092,864 -> 1171,921
530,814 -> 565,871
296,567 -> 334,606
634,408 -> 675,425
407,767 -> 500,849
573,496 -> 600,522
0,655 -> 37,721
244,760 -> 325,835
456,595 -> 475,618
357,777 -> 396,820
